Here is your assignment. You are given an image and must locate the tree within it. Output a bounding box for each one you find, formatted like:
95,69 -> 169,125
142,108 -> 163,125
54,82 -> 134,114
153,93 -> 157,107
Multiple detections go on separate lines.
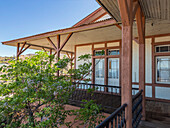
0,51 -> 104,128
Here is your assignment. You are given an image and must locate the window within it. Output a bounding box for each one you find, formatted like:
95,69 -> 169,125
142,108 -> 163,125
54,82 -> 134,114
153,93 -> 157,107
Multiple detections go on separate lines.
95,50 -> 105,56
155,45 -> 170,53
108,58 -> 119,79
156,57 -> 170,83
108,49 -> 120,55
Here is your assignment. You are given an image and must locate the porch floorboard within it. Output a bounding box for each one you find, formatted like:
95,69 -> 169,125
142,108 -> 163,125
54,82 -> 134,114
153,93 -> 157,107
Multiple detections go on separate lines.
138,118 -> 170,128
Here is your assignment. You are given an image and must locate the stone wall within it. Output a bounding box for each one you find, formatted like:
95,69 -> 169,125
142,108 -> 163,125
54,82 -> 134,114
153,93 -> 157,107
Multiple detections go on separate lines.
146,100 -> 170,120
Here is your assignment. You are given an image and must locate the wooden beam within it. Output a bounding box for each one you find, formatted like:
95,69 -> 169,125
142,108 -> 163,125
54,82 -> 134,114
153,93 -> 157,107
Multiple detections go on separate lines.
57,35 -> 60,77
66,52 -> 71,59
136,6 -> 145,44
59,33 -> 73,52
2,19 -> 117,45
117,0 -> 131,26
118,1 -> 134,128
19,45 -> 31,55
42,47 -> 47,52
19,42 -> 26,53
121,25 -> 133,128
132,1 -> 139,22
17,42 -> 26,56
17,43 -> 20,60
136,5 -> 146,120
115,24 -> 122,30
50,49 -> 52,55
47,37 -> 58,52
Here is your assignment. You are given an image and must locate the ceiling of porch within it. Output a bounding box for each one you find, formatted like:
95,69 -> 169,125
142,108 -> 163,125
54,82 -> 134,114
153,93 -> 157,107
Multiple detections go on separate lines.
96,0 -> 170,21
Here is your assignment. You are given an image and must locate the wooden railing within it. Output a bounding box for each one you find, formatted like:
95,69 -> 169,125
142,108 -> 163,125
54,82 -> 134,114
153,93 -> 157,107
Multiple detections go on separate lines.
96,104 -> 127,128
132,90 -> 143,128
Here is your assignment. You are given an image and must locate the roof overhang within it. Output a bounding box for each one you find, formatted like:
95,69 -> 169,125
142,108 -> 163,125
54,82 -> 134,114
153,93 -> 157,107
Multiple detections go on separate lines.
2,0 -> 170,54
96,0 -> 170,21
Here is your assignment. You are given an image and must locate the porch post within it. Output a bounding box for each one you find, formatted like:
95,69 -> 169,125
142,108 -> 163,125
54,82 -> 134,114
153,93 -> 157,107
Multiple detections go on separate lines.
17,43 -> 20,60
121,25 -> 133,128
57,35 -> 60,77
136,7 -> 146,120
117,0 -> 133,127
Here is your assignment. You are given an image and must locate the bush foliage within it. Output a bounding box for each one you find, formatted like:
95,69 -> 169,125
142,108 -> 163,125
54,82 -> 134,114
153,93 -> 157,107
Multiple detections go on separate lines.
0,51 -> 104,128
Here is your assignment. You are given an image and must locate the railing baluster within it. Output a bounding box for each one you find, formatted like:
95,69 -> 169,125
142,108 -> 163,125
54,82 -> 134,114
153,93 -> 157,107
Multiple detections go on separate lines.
96,104 -> 127,128
115,115 -> 117,128
111,119 -> 113,128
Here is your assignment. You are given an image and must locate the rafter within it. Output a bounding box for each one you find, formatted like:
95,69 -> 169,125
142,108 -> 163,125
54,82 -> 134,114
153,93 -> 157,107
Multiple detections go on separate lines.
47,37 -> 58,52
66,52 -> 71,59
42,47 -> 47,52
59,33 -> 73,52
17,45 -> 31,56
20,42 -> 26,53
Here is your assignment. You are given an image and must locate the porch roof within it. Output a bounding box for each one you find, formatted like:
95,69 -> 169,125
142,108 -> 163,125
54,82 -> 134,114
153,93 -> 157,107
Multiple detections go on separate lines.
96,0 -> 170,22
1,1 -> 170,54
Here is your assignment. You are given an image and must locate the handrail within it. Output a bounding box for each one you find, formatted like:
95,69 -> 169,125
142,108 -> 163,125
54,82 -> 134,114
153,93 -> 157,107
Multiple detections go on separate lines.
132,89 -> 143,128
96,103 -> 127,128
132,90 -> 143,102
73,82 -> 121,89
73,82 -> 139,90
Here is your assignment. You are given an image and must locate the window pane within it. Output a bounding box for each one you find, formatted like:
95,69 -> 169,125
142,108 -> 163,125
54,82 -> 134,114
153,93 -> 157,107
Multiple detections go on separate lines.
95,59 -> 105,85
160,46 -> 168,52
108,58 -> 120,93
108,49 -> 120,55
156,57 -> 170,83
155,45 -> 170,53
95,50 -> 105,56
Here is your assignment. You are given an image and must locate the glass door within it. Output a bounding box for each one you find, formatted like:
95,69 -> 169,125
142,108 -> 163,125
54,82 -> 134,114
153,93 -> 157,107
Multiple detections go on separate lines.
108,58 -> 120,93
95,59 -> 105,91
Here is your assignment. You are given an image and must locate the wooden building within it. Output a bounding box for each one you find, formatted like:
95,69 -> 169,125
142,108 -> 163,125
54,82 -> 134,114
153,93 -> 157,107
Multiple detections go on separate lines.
1,0 -> 170,127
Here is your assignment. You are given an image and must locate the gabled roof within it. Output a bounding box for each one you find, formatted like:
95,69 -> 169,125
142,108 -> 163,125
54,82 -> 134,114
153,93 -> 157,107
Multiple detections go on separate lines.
73,7 -> 109,27
2,7 -> 113,45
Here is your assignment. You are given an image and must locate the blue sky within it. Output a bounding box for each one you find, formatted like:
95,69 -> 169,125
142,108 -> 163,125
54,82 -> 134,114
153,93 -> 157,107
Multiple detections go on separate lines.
0,0 -> 100,57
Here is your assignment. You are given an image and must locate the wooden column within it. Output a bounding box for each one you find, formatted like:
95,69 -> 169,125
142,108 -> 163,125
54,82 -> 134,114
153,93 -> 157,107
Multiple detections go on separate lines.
121,25 -> 133,128
117,0 -> 134,127
92,44 -> 95,84
17,43 -> 20,60
57,35 -> 60,77
104,44 -> 108,91
50,49 -> 52,55
139,42 -> 145,119
136,7 -> 146,120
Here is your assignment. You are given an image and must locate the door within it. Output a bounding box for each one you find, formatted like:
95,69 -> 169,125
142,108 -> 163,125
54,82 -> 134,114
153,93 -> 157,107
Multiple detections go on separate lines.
108,58 -> 120,92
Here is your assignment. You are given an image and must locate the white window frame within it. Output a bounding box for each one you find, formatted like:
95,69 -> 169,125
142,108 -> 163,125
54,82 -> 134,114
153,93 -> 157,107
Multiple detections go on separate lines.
155,45 -> 170,53
156,56 -> 170,84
